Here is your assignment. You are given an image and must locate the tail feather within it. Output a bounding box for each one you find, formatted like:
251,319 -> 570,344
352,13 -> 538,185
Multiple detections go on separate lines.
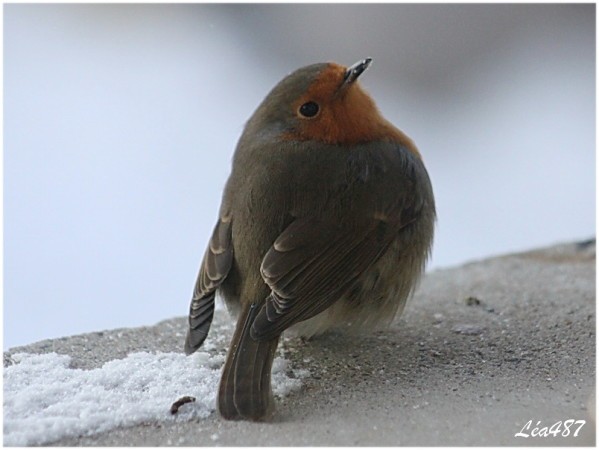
218,303 -> 280,421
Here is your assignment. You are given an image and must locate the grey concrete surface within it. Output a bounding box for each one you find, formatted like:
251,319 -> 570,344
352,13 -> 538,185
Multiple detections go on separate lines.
5,241 -> 596,446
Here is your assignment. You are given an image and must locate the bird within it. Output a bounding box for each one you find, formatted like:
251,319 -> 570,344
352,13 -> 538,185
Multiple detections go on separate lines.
184,58 -> 436,421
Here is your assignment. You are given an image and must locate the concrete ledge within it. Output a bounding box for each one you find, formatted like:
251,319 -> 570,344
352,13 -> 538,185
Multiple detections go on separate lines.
4,241 -> 596,446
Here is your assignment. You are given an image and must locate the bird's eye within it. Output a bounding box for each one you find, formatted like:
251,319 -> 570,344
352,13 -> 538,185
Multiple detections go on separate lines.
298,101 -> 320,118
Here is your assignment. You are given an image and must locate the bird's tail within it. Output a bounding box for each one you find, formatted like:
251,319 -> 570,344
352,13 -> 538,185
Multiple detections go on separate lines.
218,303 -> 280,421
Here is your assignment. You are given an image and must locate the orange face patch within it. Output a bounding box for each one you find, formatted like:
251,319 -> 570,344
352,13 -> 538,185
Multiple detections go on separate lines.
284,63 -> 420,158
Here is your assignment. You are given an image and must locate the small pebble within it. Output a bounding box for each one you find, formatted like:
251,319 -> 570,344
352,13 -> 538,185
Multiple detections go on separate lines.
464,296 -> 482,306
451,324 -> 484,336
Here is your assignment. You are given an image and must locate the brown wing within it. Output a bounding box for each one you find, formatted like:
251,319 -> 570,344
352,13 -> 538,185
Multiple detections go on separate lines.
184,217 -> 233,354
250,214 -> 407,341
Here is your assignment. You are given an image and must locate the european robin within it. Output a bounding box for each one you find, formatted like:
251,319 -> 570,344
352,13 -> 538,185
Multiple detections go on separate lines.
184,58 -> 436,421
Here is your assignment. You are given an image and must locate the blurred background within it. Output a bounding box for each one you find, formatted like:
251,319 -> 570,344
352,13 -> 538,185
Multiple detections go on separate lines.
4,4 -> 595,349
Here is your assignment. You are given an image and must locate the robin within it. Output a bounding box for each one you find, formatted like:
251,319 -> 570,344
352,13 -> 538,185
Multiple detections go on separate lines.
184,58 -> 436,421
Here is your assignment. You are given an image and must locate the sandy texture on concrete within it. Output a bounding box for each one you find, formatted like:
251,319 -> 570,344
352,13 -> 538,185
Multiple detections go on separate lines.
5,241 -> 596,446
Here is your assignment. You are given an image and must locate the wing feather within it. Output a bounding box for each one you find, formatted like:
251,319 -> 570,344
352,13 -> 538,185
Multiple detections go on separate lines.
184,218 -> 233,354
251,216 -> 401,340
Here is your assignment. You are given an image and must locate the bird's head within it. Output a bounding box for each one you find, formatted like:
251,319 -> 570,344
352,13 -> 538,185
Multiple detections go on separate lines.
247,58 -> 404,146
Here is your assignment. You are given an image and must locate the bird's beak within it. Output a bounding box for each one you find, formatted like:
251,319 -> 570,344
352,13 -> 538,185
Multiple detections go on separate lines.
342,58 -> 373,87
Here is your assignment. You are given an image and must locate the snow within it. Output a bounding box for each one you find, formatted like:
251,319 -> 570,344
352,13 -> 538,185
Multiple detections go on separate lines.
3,350 -> 308,446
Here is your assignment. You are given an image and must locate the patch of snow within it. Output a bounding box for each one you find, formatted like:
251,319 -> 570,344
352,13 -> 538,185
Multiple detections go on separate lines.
4,349 -> 307,446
